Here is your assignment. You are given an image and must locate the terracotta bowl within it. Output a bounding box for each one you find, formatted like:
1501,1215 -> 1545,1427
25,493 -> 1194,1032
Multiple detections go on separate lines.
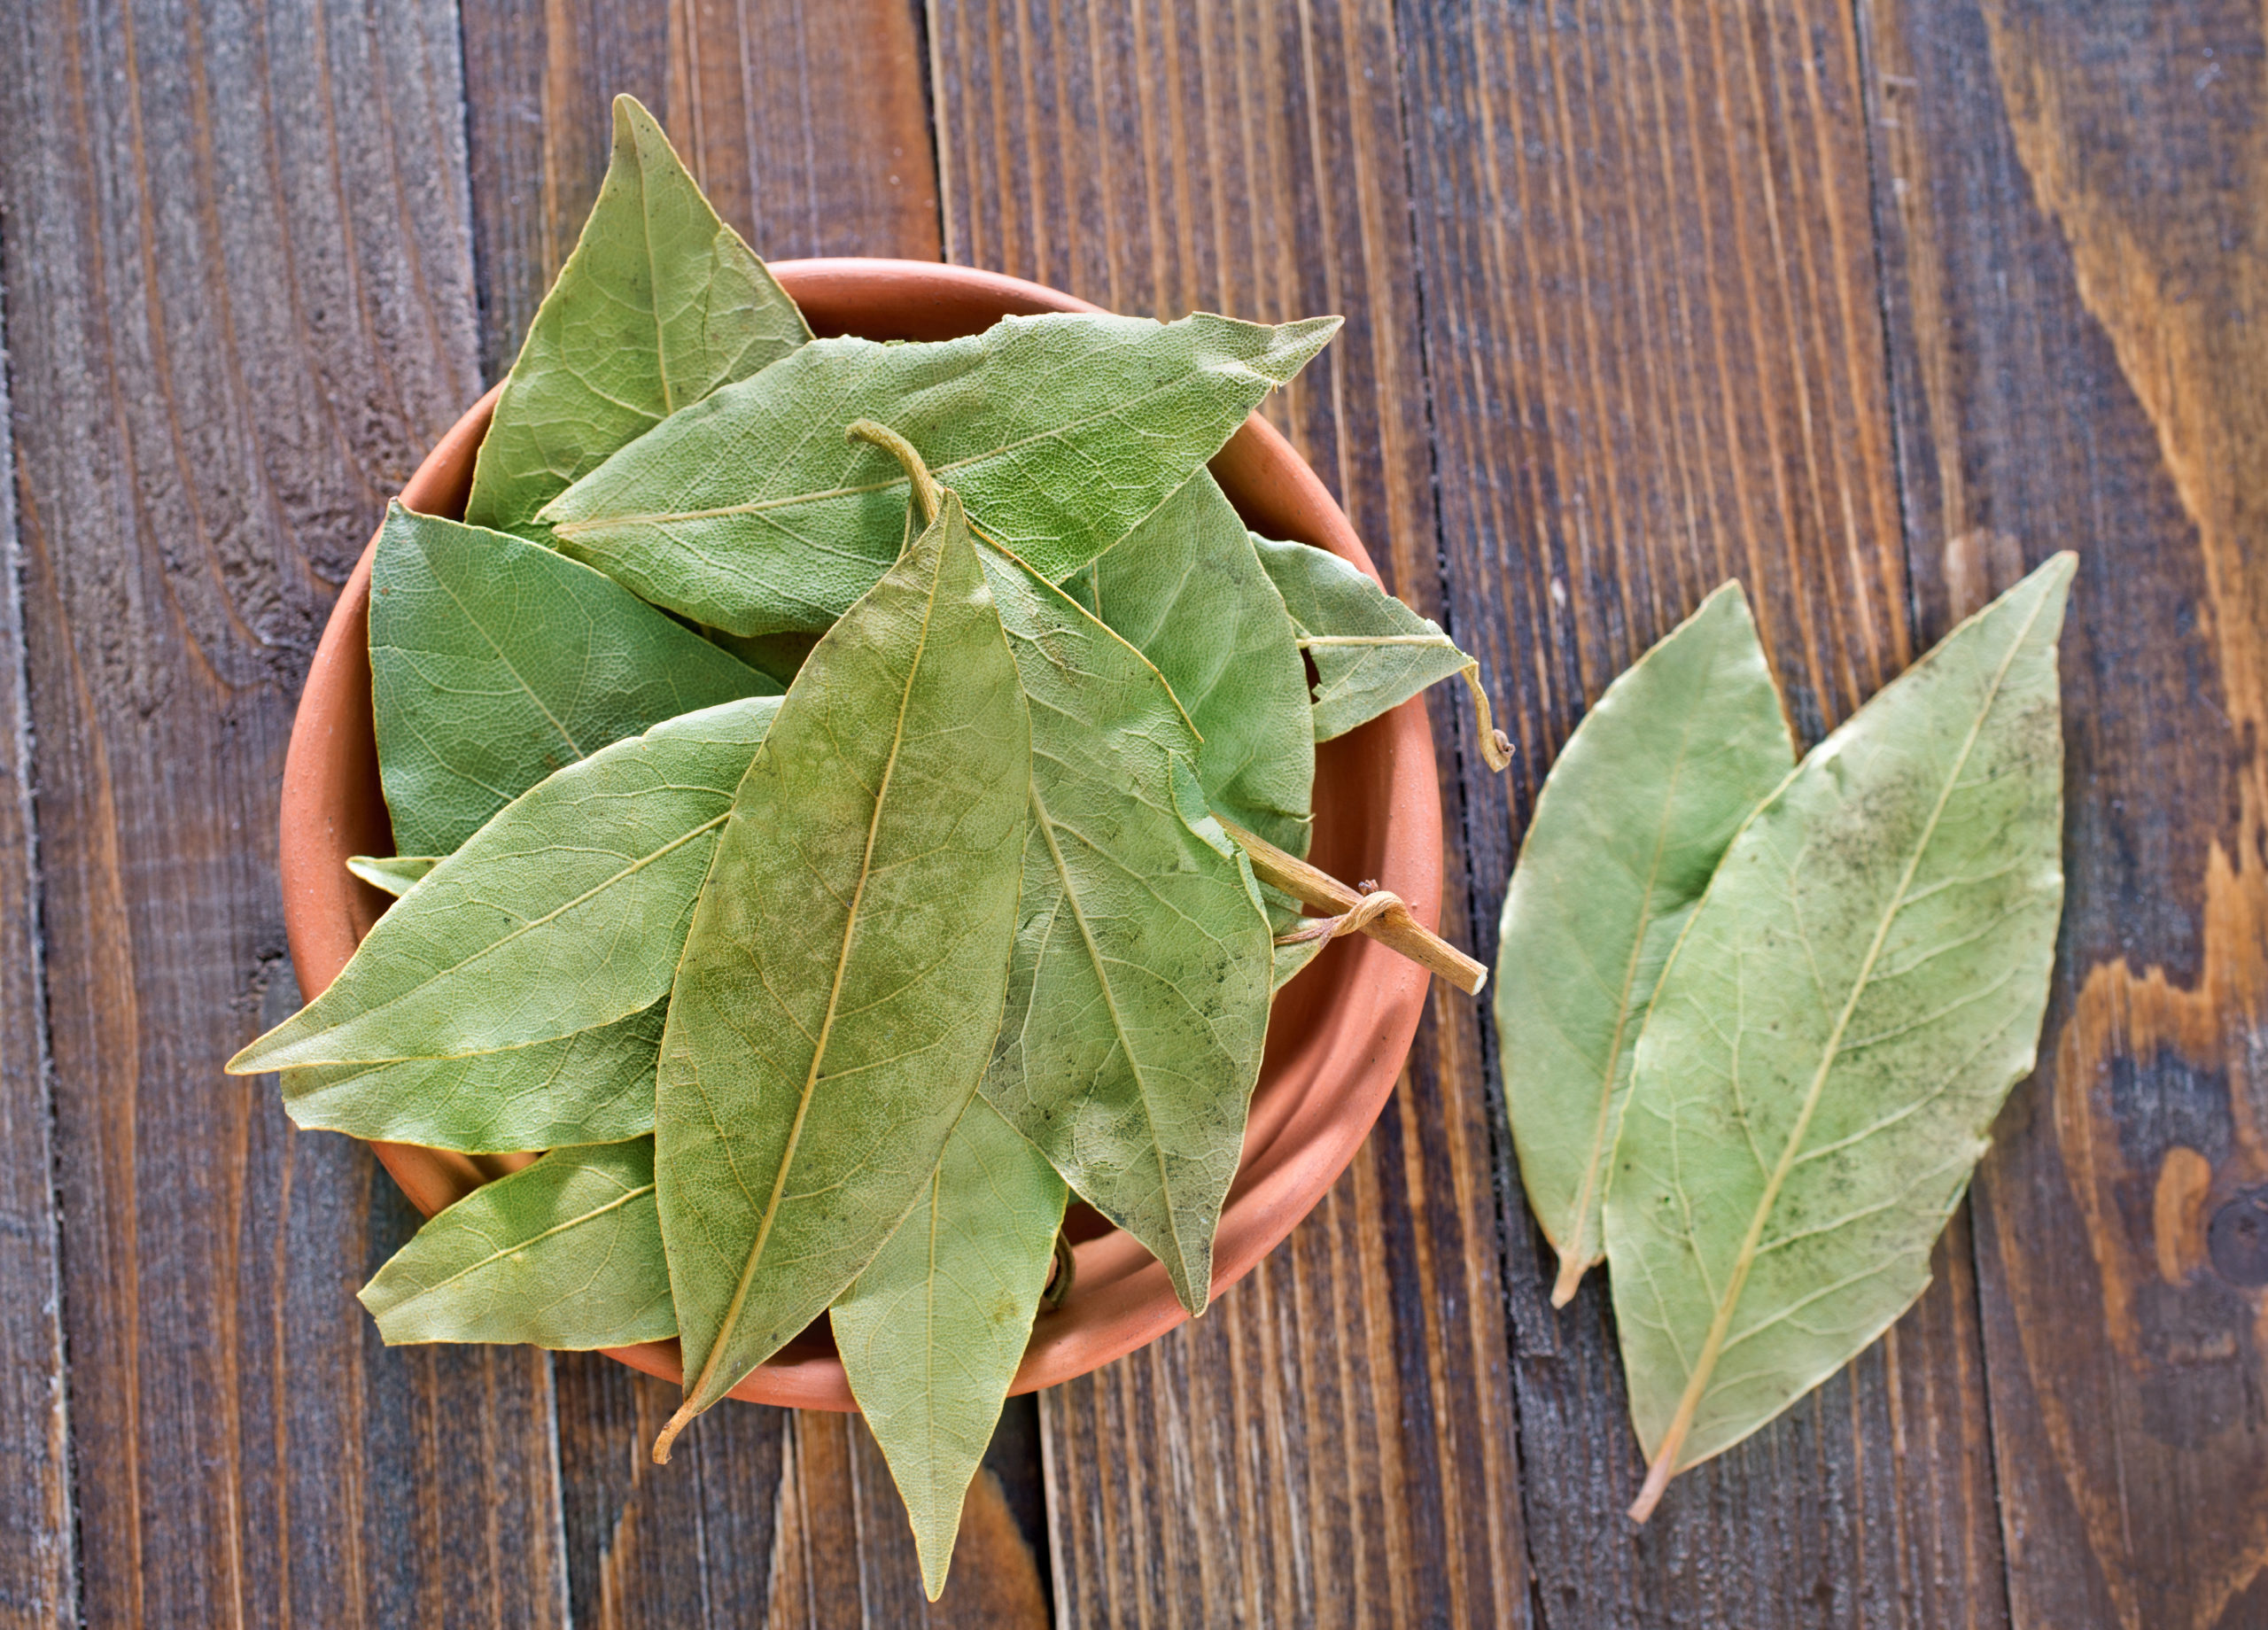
279,258 -> 1441,1410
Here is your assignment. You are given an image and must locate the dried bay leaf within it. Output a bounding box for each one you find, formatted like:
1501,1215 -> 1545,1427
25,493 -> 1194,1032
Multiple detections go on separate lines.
1254,535 -> 1512,769
1497,584 -> 1793,1305
462,94 -> 808,537
228,696 -> 778,1075
653,485 -> 1029,1459
1067,473 -> 1316,859
831,1094 -> 1067,1599
973,534 -> 1274,1316
360,1137 -> 673,1348
370,504 -> 775,856
280,998 -> 665,1154
347,855 -> 438,896
1607,554 -> 2074,1519
540,312 -> 1340,636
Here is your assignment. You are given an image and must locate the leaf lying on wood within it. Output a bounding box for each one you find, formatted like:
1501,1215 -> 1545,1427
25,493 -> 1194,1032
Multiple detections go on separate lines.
973,523 -> 1274,1315
1066,472 -> 1317,859
832,1093 -> 1067,1600
229,697 -> 777,1075
1606,554 -> 2073,1520
1497,583 -> 1793,1307
360,1137 -> 674,1349
540,312 -> 1340,636
281,998 -> 665,1154
1253,535 -> 1512,770
652,470 -> 1030,1462
462,93 -> 808,537
369,504 -> 775,855
347,855 -> 438,896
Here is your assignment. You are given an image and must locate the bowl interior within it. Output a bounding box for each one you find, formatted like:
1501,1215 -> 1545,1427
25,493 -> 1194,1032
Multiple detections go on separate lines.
278,258 -> 1440,1410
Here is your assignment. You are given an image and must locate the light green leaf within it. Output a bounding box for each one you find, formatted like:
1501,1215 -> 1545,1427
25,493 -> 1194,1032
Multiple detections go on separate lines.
279,998 -> 664,1153
462,94 -> 808,536
540,312 -> 1341,636
1068,473 -> 1316,858
1254,535 -> 1512,769
1497,584 -> 1793,1306
832,1095 -> 1066,1600
359,1138 -> 673,1349
1607,554 -> 2074,1519
370,504 -> 775,856
974,544 -> 1274,1316
347,855 -> 439,896
228,697 -> 777,1075
653,489 -> 1029,1457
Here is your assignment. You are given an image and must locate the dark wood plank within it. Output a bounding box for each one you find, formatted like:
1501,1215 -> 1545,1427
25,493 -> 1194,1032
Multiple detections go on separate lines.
1860,3 -> 2268,1625
459,0 -> 940,380
0,245 -> 76,1630
930,2 -> 1534,1624
1400,4 -> 2013,1624
0,0 -> 571,1624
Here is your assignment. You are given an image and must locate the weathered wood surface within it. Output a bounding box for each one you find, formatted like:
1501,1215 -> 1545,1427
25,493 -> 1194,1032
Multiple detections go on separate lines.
0,0 -> 2256,1624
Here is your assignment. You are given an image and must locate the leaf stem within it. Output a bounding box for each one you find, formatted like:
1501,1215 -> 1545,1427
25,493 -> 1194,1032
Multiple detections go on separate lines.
1216,817 -> 1487,994
847,419 -> 943,526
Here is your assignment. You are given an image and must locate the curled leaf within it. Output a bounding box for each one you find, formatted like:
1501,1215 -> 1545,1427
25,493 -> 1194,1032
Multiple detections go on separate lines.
347,855 -> 439,896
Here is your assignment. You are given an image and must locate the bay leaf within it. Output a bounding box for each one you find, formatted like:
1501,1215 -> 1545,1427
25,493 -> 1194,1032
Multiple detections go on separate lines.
347,855 -> 438,896
1497,583 -> 1793,1305
228,696 -> 778,1075
1253,535 -> 1513,769
540,312 -> 1341,636
370,504 -> 775,856
831,1094 -> 1067,1599
974,541 -> 1274,1316
280,998 -> 665,1154
652,486 -> 1029,1459
1605,553 -> 2074,1519
360,1137 -> 673,1348
1067,473 -> 1316,858
462,93 -> 809,536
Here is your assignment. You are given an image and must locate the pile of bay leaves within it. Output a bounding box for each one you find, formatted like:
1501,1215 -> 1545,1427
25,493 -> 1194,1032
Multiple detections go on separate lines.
229,96 -> 1499,1596
1495,555 -> 2075,1521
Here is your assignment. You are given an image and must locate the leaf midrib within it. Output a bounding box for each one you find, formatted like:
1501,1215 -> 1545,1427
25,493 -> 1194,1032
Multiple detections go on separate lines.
388,1177 -> 653,1310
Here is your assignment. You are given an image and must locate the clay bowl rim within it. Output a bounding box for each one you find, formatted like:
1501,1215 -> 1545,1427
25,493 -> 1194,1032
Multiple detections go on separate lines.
277,256 -> 1440,1412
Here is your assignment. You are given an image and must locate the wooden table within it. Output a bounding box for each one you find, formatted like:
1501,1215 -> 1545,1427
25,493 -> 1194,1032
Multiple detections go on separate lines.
0,3 -> 2257,1625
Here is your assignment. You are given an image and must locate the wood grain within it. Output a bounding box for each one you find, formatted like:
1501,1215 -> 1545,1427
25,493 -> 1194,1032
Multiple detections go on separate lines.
931,1 -> 1534,1623
1861,2 -> 2268,1625
1401,3 -> 2012,1623
0,234 -> 76,1630
0,0 -> 570,1625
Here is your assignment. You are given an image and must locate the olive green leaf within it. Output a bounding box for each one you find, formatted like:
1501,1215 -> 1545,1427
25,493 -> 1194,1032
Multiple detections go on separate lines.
1607,553 -> 2074,1520
462,93 -> 808,537
652,485 -> 1029,1460
1254,535 -> 1513,770
347,855 -> 438,896
279,998 -> 664,1154
370,504 -> 775,856
227,697 -> 778,1075
540,312 -> 1341,636
1067,473 -> 1316,858
974,539 -> 1274,1316
360,1137 -> 673,1348
832,1095 -> 1067,1600
1497,583 -> 1793,1307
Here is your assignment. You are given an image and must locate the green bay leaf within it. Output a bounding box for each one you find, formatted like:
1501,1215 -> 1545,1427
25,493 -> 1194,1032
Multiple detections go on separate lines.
1497,583 -> 1792,1305
1606,553 -> 2074,1519
463,94 -> 809,536
1254,535 -> 1511,768
654,490 -> 1029,1456
540,312 -> 1340,636
228,697 -> 777,1075
347,855 -> 439,896
832,1095 -> 1066,1600
975,541 -> 1274,1316
370,504 -> 776,856
1068,473 -> 1316,858
359,1137 -> 673,1349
